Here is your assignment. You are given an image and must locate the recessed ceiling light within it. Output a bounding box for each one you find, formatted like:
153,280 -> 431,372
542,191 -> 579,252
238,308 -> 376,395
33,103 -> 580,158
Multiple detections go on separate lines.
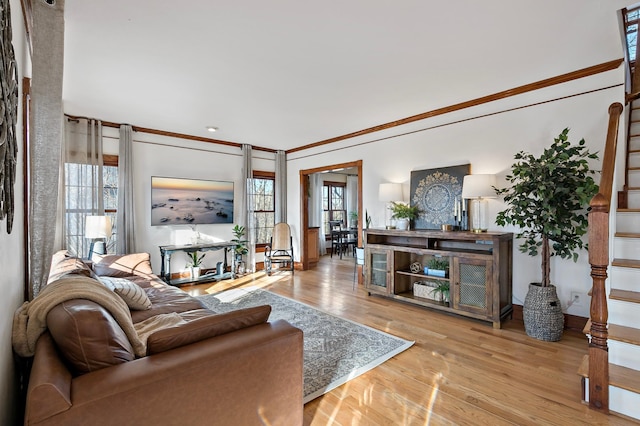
206,126 -> 218,132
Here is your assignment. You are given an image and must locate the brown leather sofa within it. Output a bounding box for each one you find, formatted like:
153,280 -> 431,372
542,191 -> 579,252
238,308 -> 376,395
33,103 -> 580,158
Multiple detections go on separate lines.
23,251 -> 304,426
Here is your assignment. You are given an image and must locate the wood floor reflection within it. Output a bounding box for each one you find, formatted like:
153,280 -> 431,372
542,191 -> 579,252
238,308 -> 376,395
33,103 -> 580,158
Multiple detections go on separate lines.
182,255 -> 632,426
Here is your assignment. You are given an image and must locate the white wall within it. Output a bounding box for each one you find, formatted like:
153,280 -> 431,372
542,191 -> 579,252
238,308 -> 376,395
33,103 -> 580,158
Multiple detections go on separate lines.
106,128 -> 276,274
0,0 -> 30,423
286,67 -> 626,318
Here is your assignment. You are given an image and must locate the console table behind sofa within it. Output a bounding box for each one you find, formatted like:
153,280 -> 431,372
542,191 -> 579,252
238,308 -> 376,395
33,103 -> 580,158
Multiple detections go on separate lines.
159,241 -> 237,285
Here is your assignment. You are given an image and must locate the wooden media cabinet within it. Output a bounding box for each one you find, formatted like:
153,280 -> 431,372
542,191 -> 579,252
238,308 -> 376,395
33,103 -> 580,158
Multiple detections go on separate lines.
364,229 -> 513,328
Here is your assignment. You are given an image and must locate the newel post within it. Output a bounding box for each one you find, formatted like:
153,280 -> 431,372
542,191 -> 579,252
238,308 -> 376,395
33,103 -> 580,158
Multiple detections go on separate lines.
588,193 -> 609,413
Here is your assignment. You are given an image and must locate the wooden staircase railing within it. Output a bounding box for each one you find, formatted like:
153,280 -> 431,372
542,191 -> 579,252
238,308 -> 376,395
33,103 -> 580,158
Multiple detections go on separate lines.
588,102 -> 623,413
621,6 -> 640,208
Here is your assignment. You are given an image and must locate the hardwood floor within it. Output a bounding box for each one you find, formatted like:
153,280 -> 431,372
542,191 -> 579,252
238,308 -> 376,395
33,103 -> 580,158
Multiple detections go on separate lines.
182,256 -> 636,425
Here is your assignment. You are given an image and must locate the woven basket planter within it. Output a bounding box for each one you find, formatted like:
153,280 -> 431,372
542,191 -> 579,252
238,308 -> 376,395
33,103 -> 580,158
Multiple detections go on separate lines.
523,283 -> 564,341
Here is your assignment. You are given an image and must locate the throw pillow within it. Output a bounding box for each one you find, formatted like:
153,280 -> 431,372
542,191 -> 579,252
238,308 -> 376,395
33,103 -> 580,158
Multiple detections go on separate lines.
92,253 -> 154,278
47,299 -> 135,375
146,305 -> 272,354
48,250 -> 96,284
98,276 -> 152,310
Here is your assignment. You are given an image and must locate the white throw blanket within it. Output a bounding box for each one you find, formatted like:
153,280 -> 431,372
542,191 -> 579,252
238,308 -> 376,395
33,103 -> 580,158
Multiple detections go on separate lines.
12,275 -> 184,357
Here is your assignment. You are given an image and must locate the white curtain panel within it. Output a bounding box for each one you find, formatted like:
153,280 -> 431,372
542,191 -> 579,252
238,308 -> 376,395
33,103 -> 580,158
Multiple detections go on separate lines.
29,0 -> 65,299
275,150 -> 287,223
56,118 -> 105,258
117,124 -> 136,254
309,174 -> 326,255
346,175 -> 358,226
53,119 -> 69,251
240,144 -> 256,272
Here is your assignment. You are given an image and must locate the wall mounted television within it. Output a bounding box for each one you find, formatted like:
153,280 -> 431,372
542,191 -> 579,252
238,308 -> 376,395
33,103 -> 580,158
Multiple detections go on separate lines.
151,176 -> 234,226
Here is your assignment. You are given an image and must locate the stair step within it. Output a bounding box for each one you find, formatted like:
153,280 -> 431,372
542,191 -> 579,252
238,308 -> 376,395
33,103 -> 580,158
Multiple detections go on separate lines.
609,299 -> 639,328
614,236 -> 640,258
612,258 -> 640,268
617,210 -> 640,233
610,289 -> 640,304
578,355 -> 640,394
618,208 -> 640,213
615,232 -> 640,238
583,320 -> 640,345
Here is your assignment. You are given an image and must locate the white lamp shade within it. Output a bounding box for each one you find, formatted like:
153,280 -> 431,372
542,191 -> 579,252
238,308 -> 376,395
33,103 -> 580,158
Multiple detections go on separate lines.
378,183 -> 403,202
461,174 -> 497,199
85,216 -> 112,239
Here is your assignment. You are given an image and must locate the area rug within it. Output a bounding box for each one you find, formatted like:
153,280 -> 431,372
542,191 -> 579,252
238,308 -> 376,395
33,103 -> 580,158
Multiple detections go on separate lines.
198,287 -> 414,403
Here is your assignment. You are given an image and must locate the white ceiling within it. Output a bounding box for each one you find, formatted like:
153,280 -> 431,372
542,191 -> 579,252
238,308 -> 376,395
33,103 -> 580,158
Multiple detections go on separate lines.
62,0 -> 628,151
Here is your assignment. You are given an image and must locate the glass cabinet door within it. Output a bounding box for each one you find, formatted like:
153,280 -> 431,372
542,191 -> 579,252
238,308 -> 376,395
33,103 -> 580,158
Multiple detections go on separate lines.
365,248 -> 391,294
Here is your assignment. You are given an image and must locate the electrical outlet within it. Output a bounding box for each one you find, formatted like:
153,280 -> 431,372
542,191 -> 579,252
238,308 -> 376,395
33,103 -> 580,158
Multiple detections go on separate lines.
570,291 -> 582,307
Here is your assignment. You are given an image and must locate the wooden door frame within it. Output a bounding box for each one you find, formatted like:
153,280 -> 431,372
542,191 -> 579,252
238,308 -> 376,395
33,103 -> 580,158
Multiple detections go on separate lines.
299,160 -> 363,270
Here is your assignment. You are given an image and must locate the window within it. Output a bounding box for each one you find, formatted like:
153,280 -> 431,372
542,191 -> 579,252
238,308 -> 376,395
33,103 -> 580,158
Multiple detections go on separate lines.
103,156 -> 118,251
323,181 -> 346,235
250,171 -> 275,246
64,155 -> 118,257
626,6 -> 640,63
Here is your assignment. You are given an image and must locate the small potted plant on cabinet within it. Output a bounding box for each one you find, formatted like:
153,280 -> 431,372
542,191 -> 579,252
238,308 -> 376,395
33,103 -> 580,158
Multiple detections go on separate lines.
365,210 -> 372,229
431,280 -> 450,305
425,257 -> 449,278
186,251 -> 205,280
390,202 -> 421,230
495,128 -> 599,341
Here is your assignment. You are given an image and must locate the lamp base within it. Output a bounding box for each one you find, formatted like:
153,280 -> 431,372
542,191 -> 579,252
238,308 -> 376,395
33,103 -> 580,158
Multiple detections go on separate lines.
469,198 -> 489,233
87,240 -> 96,260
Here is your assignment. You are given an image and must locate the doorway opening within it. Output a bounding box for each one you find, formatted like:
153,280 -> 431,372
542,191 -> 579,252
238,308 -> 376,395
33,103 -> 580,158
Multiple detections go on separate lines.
299,160 -> 363,271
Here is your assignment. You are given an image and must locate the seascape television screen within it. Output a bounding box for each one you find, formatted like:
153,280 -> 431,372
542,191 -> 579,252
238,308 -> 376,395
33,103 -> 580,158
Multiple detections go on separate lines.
151,176 -> 234,226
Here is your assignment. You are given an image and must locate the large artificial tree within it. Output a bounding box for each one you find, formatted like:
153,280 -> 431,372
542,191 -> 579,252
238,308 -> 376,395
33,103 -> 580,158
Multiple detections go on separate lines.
495,128 -> 599,287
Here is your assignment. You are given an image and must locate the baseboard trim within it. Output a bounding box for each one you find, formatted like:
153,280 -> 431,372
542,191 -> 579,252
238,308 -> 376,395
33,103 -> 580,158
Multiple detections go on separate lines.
512,304 -> 588,333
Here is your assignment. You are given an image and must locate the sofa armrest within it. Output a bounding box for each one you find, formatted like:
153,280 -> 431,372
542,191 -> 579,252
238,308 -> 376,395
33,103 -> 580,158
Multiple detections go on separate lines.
28,320 -> 303,426
146,305 -> 271,354
25,333 -> 72,425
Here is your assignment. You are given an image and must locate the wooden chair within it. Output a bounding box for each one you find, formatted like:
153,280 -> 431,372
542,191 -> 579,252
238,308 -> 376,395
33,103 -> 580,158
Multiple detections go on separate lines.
345,228 -> 358,257
265,223 -> 294,276
329,220 -> 346,258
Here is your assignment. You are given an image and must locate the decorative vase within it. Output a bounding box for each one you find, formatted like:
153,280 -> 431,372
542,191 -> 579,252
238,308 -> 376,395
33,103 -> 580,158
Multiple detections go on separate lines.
191,266 -> 201,280
523,283 -> 564,341
236,260 -> 245,275
396,218 -> 409,230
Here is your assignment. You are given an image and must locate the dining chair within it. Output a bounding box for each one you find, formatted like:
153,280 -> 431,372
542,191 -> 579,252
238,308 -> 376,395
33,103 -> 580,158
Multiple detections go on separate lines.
329,220 -> 346,258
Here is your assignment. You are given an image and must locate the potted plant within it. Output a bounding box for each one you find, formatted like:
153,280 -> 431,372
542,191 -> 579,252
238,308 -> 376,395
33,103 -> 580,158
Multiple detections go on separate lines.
390,202 -> 421,230
426,257 -> 449,278
495,128 -> 599,341
349,211 -> 358,228
186,251 -> 205,280
231,225 -> 249,274
365,210 -> 372,229
431,280 -> 450,304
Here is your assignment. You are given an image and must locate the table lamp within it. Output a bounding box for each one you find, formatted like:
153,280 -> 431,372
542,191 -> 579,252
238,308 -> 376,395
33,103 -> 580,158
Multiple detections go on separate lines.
461,174 -> 496,232
85,215 -> 112,259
